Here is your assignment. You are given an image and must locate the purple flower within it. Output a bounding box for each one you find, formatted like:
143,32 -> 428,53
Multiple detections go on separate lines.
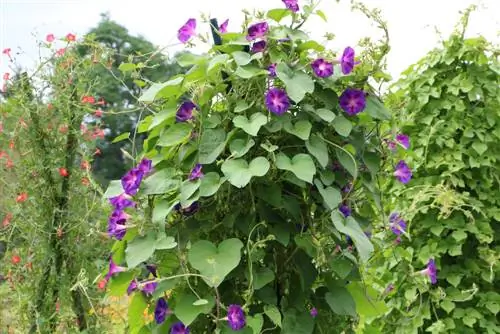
170,322 -> 190,334
246,22 -> 268,41
389,212 -> 407,236
342,182 -> 353,193
311,58 -> 333,78
105,258 -> 125,280
394,160 -> 412,184
146,264 -> 158,277
386,139 -> 397,151
121,168 -> 143,196
107,210 -> 129,240
384,283 -> 394,294
340,47 -> 357,75
155,298 -> 169,324
178,18 -> 196,43
219,19 -> 229,33
138,158 -> 153,175
310,307 -> 318,318
109,193 -> 135,210
189,164 -> 204,181
227,304 -> 246,330
175,202 -> 200,216
339,88 -> 366,115
127,279 -> 138,295
420,259 -> 437,284
176,101 -> 197,122
141,280 -> 157,295
268,63 -> 277,77
283,0 -> 299,12
265,88 -> 290,115
251,40 -> 267,53
396,134 -> 410,149
339,204 -> 351,217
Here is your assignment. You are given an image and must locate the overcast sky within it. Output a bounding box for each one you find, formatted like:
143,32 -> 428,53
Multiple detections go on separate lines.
0,0 -> 499,80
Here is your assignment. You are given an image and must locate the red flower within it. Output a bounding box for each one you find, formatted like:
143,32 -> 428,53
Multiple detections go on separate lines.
97,278 -> 108,290
0,151 -> 6,158
2,48 -> 11,57
96,97 -> 106,106
58,167 -> 69,177
66,33 -> 76,42
46,34 -> 55,43
25,261 -> 33,271
94,148 -> 102,156
59,124 -> 68,134
92,128 -> 105,140
8,140 -> 14,149
6,159 -> 14,169
56,48 -> 66,56
47,103 -> 54,110
94,109 -> 103,117
16,193 -> 28,203
2,213 -> 12,227
80,160 -> 90,170
19,118 -> 28,129
3,73 -> 9,81
81,177 -> 90,186
81,96 -> 95,104
11,255 -> 21,265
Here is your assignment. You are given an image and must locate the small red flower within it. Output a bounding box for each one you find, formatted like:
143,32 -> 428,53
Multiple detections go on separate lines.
2,48 -> 11,57
81,96 -> 95,104
66,33 -> 76,42
46,34 -> 55,43
6,159 -> 14,169
58,167 -> 69,177
2,213 -> 12,227
94,148 -> 102,156
3,72 -> 9,81
96,97 -> 106,106
9,140 -> 14,149
97,279 -> 107,290
92,128 -> 105,140
56,48 -> 66,56
16,193 -> 28,203
19,118 -> 28,129
0,151 -> 6,158
59,124 -> 68,134
11,255 -> 21,265
94,109 -> 103,117
80,160 -> 90,170
25,261 -> 33,271
81,177 -> 90,186
47,103 -> 54,110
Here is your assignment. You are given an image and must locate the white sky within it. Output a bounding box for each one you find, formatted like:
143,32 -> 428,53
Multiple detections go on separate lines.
0,0 -> 499,81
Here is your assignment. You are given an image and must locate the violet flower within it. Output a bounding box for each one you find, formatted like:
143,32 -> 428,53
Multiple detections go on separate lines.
394,160 -> 412,184
339,88 -> 366,115
311,58 -> 333,78
386,140 -> 397,151
339,204 -> 351,218
176,101 -> 197,122
109,193 -> 135,210
127,279 -> 138,295
107,210 -> 129,240
138,158 -> 153,175
389,212 -> 407,236
246,22 -> 268,41
227,304 -> 246,330
178,19 -> 196,43
121,168 -> 143,196
189,164 -> 204,181
268,63 -> 277,77
141,280 -> 157,295
170,322 -> 190,334
283,0 -> 299,12
420,259 -> 437,284
155,298 -> 169,324
340,47 -> 357,75
219,19 -> 229,33
105,258 -> 125,280
175,202 -> 200,216
265,87 -> 290,115
396,134 -> 410,149
310,307 -> 318,318
251,40 -> 267,53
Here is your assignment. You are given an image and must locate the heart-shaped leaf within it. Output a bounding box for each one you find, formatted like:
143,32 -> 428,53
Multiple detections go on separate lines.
264,305 -> 282,327
126,233 -> 156,268
158,123 -> 193,147
155,233 -> 177,250
284,120 -> 312,140
314,179 -> 342,210
233,113 -> 268,136
188,238 -> 244,287
276,63 -> 314,103
313,108 -> 336,122
229,137 -> 255,158
332,115 -> 352,137
325,287 -> 357,316
234,101 -> 252,113
232,51 -> 252,66
306,134 -> 329,168
365,95 -> 391,120
336,148 -> 358,179
247,314 -> 264,334
174,293 -> 215,326
276,153 -> 316,183
331,212 -> 374,263
199,128 -> 227,164
199,172 -> 225,197
221,157 -> 270,188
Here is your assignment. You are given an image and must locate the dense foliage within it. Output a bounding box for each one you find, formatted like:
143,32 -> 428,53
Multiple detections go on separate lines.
99,1 -> 417,333
365,10 -> 500,334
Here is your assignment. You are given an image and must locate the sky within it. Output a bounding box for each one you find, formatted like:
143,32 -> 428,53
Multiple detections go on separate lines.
0,0 -> 499,81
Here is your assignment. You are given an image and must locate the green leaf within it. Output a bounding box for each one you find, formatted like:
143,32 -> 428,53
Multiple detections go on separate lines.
126,233 -> 156,268
207,54 -> 230,73
103,180 -> 123,198
365,95 -> 391,120
276,63 -> 314,103
234,65 -> 267,78
363,152 -> 380,174
267,8 -> 292,22
107,271 -> 136,297
452,230 -> 467,242
314,180 -> 341,210
276,153 -> 316,183
180,180 -> 200,205
264,305 -> 282,328
316,10 -> 328,21
234,101 -> 251,113
112,132 -> 130,143
306,134 -> 329,168
253,267 -> 275,289
336,149 -> 357,179
230,137 -> 255,158
233,113 -> 268,136
471,142 -> 487,155
232,51 -> 252,66
139,77 -> 183,103
174,293 -> 215,326
152,200 -> 176,225
347,282 -> 388,317
440,300 -> 455,314
176,53 -> 206,67
247,314 -> 264,334
148,108 -> 177,130
158,123 -> 192,147
199,172 -> 224,197
118,62 -> 136,72
330,257 -> 353,279
199,128 -> 227,164
221,157 -> 270,188
331,212 -> 374,263
282,309 -> 314,334
284,120 -> 312,140
325,287 -> 357,316
188,238 -> 244,287
128,293 -> 148,333
332,115 -> 352,137
313,108 -> 336,122
155,233 -> 177,250
142,169 -> 180,195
